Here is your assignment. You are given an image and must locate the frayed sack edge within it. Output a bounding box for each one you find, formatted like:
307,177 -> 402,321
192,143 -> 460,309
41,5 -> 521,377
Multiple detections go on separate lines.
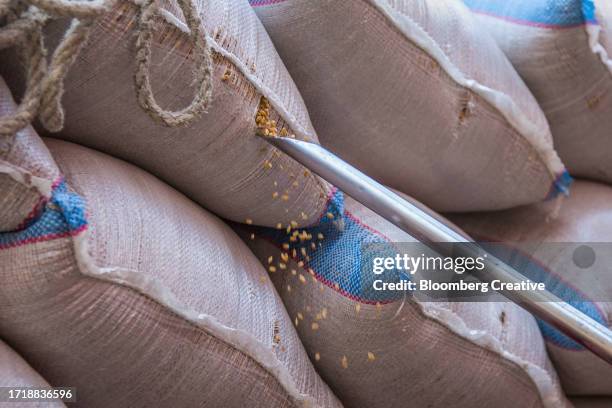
0,162 -> 54,198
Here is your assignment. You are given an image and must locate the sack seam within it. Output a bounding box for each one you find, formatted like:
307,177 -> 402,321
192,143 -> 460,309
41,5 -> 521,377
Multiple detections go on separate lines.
364,0 -> 565,195
68,228 -> 325,408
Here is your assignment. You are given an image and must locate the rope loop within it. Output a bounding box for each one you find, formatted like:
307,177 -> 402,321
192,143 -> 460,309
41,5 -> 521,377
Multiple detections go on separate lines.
0,0 -> 213,140
134,0 -> 213,127
0,5 -> 47,137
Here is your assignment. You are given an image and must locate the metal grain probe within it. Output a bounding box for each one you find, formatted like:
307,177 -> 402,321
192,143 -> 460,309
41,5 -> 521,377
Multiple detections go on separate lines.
259,135 -> 612,365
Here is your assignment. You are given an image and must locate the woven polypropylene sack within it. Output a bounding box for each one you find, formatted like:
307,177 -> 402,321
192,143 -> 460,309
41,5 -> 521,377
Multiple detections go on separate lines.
0,0 -> 332,229
463,0 -> 612,184
0,137 -> 341,408
0,78 -> 61,233
0,340 -> 65,408
240,191 -> 570,408
249,0 -> 569,213
450,180 -> 612,396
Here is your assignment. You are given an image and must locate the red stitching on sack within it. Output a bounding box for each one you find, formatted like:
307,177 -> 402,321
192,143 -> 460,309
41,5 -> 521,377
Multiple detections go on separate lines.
14,175 -> 64,231
344,210 -> 393,242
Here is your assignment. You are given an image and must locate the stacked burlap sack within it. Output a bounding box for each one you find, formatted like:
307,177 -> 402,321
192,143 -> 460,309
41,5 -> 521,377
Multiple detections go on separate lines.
0,0 -> 342,404
242,1 -> 598,407
455,0 -> 612,399
247,0 -> 610,406
463,0 -> 612,183
0,0 -> 333,229
240,190 -> 572,407
0,76 -> 341,407
450,181 -> 612,397
250,0 -> 570,212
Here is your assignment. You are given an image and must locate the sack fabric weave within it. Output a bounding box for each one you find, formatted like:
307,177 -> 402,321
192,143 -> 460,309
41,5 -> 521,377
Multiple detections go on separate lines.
250,0 -> 569,213
463,0 -> 612,184
450,180 -> 612,396
0,0 -> 332,229
0,83 -> 341,408
241,190 -> 570,408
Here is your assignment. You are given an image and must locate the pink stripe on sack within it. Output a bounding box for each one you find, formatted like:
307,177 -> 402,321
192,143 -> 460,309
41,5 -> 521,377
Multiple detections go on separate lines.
344,210 -> 393,242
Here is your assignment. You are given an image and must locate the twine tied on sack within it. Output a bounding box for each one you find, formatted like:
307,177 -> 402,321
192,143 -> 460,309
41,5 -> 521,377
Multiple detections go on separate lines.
0,0 -> 106,137
135,0 -> 213,127
0,0 -> 213,141
0,4 -> 48,138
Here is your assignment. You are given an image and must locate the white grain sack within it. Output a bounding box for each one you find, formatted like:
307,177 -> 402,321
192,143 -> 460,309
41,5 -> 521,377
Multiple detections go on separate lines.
0,129 -> 341,407
250,0 -> 569,212
0,0 -> 332,228
464,0 -> 612,183
241,190 -> 570,408
451,180 -> 612,396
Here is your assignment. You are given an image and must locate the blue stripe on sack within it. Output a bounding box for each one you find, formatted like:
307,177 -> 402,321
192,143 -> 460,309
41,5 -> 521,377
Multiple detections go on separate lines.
481,243 -> 607,350
254,190 -> 407,303
548,170 -> 573,199
0,181 -> 88,249
582,0 -> 597,24
463,0 -> 597,27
